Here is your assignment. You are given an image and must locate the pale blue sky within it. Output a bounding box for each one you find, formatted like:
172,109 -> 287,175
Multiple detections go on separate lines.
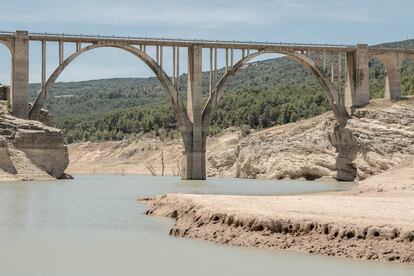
0,0 -> 413,84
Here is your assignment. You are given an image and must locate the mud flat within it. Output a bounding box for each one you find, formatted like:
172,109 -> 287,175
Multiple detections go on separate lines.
142,163 -> 414,263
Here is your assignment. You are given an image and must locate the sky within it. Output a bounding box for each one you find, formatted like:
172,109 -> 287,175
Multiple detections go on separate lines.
0,0 -> 414,84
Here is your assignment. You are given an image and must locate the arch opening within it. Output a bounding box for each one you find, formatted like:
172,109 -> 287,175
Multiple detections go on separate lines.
203,49 -> 347,138
27,45 -> 183,143
0,42 -> 12,107
200,50 -> 354,181
0,42 -> 12,86
369,54 -> 403,101
368,57 -> 386,99
29,44 -> 185,138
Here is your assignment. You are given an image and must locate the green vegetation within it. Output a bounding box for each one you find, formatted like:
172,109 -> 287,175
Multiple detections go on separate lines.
61,104 -> 178,143
30,39 -> 414,143
210,85 -> 328,132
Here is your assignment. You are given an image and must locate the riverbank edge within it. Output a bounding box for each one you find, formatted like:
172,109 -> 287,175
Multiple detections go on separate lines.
140,193 -> 414,264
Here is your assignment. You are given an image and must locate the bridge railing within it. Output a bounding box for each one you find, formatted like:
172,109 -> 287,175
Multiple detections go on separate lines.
0,30 -> 356,49
0,31 -> 15,36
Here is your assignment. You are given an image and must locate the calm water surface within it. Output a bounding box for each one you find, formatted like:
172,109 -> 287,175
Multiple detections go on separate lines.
0,175 -> 412,276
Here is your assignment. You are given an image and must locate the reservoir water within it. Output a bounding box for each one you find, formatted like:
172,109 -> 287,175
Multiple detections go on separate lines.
0,175 -> 413,276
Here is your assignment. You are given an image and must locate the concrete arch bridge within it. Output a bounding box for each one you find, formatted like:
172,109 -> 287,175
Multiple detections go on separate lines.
0,30 -> 413,180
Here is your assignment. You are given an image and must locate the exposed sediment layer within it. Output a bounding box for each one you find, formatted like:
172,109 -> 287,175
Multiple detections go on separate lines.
142,165 -> 414,263
143,194 -> 414,263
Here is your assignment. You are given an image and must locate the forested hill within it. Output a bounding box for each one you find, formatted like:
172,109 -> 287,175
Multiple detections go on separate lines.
29,39 -> 414,143
374,38 -> 414,49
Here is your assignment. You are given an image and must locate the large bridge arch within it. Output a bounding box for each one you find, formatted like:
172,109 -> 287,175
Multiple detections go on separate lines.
202,49 -> 349,135
29,43 -> 187,129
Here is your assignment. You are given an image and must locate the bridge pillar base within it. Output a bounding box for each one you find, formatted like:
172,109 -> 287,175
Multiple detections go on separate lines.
181,148 -> 206,180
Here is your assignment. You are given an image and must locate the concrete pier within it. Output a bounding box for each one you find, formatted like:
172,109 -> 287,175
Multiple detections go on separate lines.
10,31 -> 29,119
385,60 -> 401,101
182,45 -> 206,180
345,44 -> 370,111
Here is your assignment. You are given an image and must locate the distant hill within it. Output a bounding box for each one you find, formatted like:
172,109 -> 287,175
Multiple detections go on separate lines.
374,39 -> 414,49
29,39 -> 414,143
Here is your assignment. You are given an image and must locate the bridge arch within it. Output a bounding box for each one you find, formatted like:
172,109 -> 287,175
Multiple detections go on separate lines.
0,40 -> 12,54
29,43 -> 186,129
202,49 -> 348,133
369,52 -> 406,101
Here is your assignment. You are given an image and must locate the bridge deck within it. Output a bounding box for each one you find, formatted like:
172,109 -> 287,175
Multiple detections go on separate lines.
1,31 -> 414,54
0,31 -> 354,51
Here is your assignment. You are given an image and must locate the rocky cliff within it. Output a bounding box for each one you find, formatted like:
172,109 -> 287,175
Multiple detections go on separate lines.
67,99 -> 414,182
207,99 -> 414,181
0,105 -> 69,181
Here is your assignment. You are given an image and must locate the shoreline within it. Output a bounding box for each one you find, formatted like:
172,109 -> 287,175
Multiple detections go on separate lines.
141,164 -> 414,264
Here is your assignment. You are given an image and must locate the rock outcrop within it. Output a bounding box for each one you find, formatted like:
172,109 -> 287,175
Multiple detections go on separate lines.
0,109 -> 69,181
207,99 -> 414,181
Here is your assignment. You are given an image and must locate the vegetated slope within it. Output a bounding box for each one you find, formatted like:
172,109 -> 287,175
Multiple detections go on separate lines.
31,39 -> 414,143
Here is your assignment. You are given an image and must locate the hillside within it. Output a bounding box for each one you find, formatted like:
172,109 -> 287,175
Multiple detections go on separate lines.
67,98 -> 414,182
29,39 -> 414,143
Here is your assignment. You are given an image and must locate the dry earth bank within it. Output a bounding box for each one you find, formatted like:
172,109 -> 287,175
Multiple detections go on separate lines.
142,162 -> 414,263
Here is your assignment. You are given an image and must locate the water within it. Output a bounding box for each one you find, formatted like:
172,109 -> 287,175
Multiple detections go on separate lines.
0,175 -> 412,276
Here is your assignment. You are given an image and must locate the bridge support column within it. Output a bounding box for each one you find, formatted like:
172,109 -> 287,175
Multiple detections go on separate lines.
11,31 -> 29,119
384,58 -> 401,101
181,45 -> 206,180
345,44 -> 369,112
